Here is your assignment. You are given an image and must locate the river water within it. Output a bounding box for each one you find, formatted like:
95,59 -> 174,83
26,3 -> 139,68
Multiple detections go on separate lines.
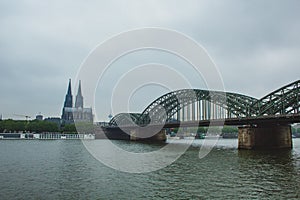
0,138 -> 299,199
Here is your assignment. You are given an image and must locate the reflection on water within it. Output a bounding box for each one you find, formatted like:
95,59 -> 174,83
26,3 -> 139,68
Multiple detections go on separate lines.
0,139 -> 299,199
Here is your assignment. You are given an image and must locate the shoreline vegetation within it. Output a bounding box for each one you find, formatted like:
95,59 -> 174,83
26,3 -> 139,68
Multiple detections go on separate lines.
0,119 -> 78,134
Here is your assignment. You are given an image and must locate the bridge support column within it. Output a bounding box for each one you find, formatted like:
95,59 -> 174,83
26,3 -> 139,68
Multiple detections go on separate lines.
238,124 -> 292,149
130,128 -> 166,142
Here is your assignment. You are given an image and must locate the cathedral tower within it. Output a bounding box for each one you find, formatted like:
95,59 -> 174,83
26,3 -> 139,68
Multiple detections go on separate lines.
62,79 -> 74,123
64,79 -> 73,108
61,79 -> 93,125
75,80 -> 84,108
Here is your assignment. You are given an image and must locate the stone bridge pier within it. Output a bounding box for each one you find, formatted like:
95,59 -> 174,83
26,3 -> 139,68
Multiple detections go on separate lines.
238,124 -> 292,149
129,127 -> 166,142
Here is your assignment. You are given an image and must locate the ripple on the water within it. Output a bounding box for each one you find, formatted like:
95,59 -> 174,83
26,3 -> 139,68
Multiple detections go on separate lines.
0,139 -> 299,199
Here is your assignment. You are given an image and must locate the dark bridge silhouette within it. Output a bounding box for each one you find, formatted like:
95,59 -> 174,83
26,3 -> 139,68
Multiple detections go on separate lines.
102,80 -> 300,149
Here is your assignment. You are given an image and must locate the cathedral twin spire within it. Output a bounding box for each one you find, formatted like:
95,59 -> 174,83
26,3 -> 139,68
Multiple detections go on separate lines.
63,79 -> 83,108
62,78 -> 93,124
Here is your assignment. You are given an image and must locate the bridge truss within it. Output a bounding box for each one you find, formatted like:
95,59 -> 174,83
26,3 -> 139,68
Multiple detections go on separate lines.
109,80 -> 300,126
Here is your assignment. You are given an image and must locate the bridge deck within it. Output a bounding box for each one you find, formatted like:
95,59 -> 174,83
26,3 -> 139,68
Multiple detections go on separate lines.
105,114 -> 300,129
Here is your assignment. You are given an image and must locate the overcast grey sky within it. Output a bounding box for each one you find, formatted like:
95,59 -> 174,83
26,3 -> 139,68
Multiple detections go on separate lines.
0,0 -> 299,121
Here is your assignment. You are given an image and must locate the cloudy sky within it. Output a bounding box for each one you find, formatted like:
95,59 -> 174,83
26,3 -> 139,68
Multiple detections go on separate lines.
0,0 -> 299,121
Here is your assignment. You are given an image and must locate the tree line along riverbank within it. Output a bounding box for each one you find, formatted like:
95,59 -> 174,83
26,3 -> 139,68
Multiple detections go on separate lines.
0,119 -> 77,134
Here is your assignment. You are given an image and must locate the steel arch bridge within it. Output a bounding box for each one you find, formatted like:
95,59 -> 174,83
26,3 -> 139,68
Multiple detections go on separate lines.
109,80 -> 300,126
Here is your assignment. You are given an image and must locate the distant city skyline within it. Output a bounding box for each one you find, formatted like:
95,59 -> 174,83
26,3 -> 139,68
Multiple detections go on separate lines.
0,0 -> 300,121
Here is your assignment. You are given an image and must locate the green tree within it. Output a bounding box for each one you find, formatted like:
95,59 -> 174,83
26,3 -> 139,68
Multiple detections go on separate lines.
43,122 -> 59,132
222,126 -> 238,133
27,121 -> 39,132
14,121 -> 26,132
0,121 -> 3,132
208,126 -> 222,134
26,120 -> 60,133
197,127 -> 207,133
3,119 -> 14,132
172,128 -> 179,133
0,119 -> 59,133
62,124 -> 77,133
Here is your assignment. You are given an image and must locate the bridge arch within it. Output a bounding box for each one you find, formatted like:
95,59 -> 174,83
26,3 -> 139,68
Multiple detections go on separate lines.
109,113 -> 143,127
109,89 -> 258,126
252,80 -> 300,115
109,80 -> 300,126
137,89 -> 258,125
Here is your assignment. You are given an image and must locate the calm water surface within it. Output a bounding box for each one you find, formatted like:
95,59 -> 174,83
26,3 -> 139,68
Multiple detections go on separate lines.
0,138 -> 299,199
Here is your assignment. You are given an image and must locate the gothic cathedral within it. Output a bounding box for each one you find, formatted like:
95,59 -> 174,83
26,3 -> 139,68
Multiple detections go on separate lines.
61,79 -> 93,124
